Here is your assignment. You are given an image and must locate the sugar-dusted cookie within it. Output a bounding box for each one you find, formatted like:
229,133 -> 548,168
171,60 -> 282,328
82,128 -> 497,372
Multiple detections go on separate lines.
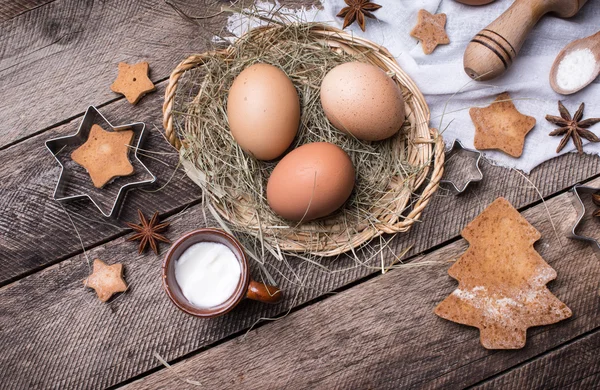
435,198 -> 572,349
470,92 -> 536,158
84,259 -> 128,302
110,61 -> 156,104
71,124 -> 135,188
410,9 -> 450,55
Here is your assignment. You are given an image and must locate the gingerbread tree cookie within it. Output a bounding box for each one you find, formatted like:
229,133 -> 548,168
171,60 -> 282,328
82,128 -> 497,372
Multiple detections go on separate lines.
470,92 -> 536,158
84,259 -> 128,302
435,197 -> 572,349
110,61 -> 156,104
71,124 -> 135,188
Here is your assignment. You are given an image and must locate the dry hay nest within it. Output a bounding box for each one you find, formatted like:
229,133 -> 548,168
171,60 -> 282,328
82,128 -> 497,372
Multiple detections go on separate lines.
163,21 -> 444,257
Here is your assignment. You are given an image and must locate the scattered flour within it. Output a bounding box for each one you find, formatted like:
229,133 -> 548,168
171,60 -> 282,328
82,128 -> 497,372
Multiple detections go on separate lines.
453,286 -> 519,321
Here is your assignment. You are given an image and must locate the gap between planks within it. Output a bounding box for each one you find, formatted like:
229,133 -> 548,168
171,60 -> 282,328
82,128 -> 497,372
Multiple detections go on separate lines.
0,0 -> 293,147
3,79 -> 600,286
116,178 -> 600,389
0,81 -> 203,285
0,0 -> 56,22
1,173 -> 598,389
1,1 -> 600,387
470,327 -> 600,389
3,0 -> 600,290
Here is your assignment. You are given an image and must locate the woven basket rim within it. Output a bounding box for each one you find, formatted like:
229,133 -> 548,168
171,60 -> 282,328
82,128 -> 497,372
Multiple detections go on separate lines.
162,22 -> 444,257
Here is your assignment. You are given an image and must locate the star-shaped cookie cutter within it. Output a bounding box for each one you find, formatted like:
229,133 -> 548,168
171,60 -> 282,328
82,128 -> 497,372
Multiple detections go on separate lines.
568,184 -> 600,253
440,139 -> 483,193
45,106 -> 156,218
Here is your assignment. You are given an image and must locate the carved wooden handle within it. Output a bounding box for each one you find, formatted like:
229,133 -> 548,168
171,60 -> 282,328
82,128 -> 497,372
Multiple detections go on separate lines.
246,279 -> 283,304
464,0 -> 586,81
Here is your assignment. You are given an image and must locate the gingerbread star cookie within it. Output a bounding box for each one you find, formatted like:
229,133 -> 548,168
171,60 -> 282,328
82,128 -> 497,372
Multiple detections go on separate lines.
435,198 -> 572,349
110,61 -> 156,104
470,92 -> 536,158
71,124 -> 135,188
410,9 -> 450,55
84,259 -> 128,302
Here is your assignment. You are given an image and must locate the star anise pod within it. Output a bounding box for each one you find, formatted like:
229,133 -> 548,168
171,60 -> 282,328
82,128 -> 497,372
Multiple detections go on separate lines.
546,101 -> 600,154
337,0 -> 382,32
126,210 -> 170,255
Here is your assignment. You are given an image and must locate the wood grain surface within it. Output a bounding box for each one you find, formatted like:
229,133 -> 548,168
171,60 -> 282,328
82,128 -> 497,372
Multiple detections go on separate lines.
0,0 -> 313,148
1,0 -> 598,286
0,0 -> 225,147
0,200 -> 359,389
1,0 -> 600,388
473,330 -> 600,389
2,100 -> 599,283
0,0 -> 54,21
1,176 -> 598,389
0,82 -> 201,284
123,180 -> 600,390
0,0 -> 327,284
2,73 -> 599,283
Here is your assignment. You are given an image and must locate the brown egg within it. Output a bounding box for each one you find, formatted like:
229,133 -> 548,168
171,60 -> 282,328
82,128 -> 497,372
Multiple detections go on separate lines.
454,0 -> 496,5
320,62 -> 405,141
267,142 -> 355,222
227,63 -> 300,160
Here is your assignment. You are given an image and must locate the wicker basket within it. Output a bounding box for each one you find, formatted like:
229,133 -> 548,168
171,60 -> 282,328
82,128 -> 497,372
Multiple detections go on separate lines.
163,23 -> 444,257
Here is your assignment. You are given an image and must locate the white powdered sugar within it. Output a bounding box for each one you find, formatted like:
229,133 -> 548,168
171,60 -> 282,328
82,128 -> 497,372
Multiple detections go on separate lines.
556,48 -> 597,91
453,286 -> 519,321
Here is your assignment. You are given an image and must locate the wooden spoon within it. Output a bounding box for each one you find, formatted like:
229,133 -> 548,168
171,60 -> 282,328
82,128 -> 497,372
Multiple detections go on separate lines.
549,31 -> 600,95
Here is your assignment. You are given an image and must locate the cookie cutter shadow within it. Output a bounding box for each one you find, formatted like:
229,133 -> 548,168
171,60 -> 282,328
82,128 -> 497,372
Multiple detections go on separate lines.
440,139 -> 483,194
569,184 -> 600,255
45,106 -> 156,218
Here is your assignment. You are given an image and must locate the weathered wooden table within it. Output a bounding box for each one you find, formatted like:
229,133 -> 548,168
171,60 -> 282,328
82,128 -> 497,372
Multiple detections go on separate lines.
1,1 -> 599,389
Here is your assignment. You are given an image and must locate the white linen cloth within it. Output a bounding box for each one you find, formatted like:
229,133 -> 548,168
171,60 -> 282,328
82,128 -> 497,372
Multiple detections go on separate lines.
225,0 -> 600,173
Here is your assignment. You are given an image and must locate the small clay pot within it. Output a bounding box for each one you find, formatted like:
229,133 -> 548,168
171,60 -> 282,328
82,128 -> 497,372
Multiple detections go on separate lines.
163,228 -> 282,317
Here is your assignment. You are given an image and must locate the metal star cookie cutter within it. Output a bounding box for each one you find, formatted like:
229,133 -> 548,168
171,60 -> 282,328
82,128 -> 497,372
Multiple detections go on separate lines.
568,184 -> 600,253
440,139 -> 483,193
45,106 -> 156,218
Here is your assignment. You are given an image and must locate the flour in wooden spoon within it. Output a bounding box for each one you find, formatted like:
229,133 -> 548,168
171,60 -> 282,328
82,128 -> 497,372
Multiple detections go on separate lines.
556,48 -> 597,90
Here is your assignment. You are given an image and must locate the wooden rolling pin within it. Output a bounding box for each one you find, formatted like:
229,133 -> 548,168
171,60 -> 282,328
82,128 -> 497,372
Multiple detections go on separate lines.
464,0 -> 588,81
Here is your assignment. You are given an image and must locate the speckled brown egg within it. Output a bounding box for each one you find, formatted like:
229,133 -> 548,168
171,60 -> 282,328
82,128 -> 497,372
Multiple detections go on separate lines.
227,63 -> 300,160
267,142 -> 355,222
320,62 -> 405,141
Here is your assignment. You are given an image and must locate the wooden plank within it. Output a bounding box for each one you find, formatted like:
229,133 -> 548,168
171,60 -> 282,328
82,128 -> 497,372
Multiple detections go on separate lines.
0,0 -> 224,147
2,0 -> 599,288
0,0 -> 317,148
0,82 -> 200,284
0,0 -> 325,283
0,0 -> 596,387
2,84 -> 600,284
0,197 -> 359,389
3,102 -> 600,386
472,330 -> 600,389
3,108 -> 599,283
0,0 -> 54,22
0,173 -> 598,389
122,181 -> 600,390
566,375 -> 600,390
